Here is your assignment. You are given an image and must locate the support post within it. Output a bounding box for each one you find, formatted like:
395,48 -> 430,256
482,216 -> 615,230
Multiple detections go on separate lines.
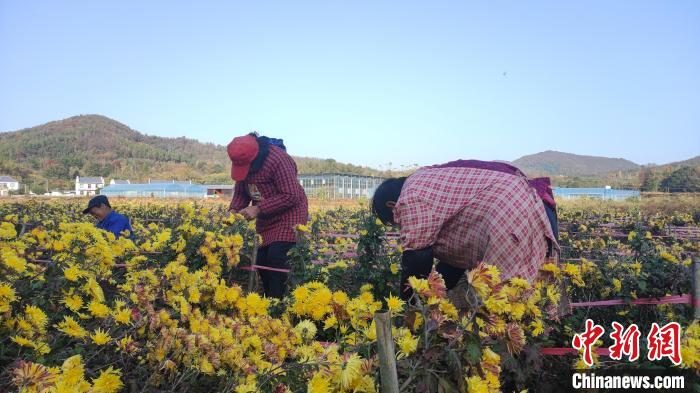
374,311 -> 399,393
247,236 -> 259,293
693,256 -> 700,320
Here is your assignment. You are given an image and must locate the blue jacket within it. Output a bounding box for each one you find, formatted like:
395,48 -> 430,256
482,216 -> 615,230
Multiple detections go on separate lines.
97,211 -> 134,240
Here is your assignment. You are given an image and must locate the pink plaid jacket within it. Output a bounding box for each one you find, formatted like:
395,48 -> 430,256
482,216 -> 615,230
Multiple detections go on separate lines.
230,146 -> 308,246
394,167 -> 558,281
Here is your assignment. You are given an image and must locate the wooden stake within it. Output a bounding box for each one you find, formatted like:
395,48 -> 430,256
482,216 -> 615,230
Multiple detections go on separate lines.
693,256 -> 700,320
375,311 -> 399,393
247,236 -> 259,293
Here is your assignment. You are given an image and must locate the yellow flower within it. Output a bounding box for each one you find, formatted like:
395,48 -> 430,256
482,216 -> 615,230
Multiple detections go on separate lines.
0,282 -> 16,300
397,332 -> 419,355
323,316 -> 338,330
612,278 -> 622,292
63,265 -> 86,281
363,320 -> 377,342
390,263 -> 399,275
385,294 -> 404,313
113,308 -> 131,325
91,367 -> 123,393
88,301 -> 111,319
240,293 -> 269,316
2,251 -> 26,273
338,354 -> 363,389
629,262 -> 642,275
11,335 -> 34,347
562,263 -> 585,287
482,347 -> 500,365
466,375 -> 489,393
200,359 -> 214,374
294,320 -> 318,341
91,328 -> 112,345
188,286 -> 201,303
438,301 -> 458,320
0,221 -> 17,239
332,291 -> 348,306
24,305 -> 48,331
659,251 -> 679,264
407,276 -> 430,296
62,294 -> 84,312
510,277 -> 531,289
530,319 -> 544,336
307,371 -> 331,393
85,278 -> 105,302
117,336 -> 135,353
540,263 -> 560,278
55,316 -> 88,338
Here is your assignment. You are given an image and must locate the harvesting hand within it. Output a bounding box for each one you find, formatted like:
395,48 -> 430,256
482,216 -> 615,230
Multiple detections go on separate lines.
239,206 -> 260,220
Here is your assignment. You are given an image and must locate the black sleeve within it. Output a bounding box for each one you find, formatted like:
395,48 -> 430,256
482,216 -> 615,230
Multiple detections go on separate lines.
400,246 -> 434,301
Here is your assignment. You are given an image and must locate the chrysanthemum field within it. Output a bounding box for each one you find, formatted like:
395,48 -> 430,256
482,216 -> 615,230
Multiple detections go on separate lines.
0,198 -> 698,392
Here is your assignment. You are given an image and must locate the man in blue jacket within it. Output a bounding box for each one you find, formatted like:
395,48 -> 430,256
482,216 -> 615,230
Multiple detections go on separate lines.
83,195 -> 134,240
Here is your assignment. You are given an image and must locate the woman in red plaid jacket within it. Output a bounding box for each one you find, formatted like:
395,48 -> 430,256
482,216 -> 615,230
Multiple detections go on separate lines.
228,133 -> 308,298
372,160 -> 559,301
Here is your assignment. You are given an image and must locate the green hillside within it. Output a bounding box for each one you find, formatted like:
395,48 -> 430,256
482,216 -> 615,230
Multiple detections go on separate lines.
0,115 -> 390,193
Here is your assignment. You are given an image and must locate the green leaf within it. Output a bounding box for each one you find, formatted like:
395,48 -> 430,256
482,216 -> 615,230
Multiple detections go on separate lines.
465,340 -> 481,365
437,377 -> 459,393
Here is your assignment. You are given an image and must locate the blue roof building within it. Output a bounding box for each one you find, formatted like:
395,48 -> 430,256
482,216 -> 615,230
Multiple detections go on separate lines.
553,187 -> 640,200
100,182 -> 208,198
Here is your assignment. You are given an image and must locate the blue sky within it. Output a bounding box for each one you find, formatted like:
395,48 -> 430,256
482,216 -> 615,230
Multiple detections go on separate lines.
1,0 -> 698,168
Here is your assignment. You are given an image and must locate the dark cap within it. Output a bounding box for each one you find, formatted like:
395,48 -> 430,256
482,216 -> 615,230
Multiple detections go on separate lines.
83,195 -> 110,214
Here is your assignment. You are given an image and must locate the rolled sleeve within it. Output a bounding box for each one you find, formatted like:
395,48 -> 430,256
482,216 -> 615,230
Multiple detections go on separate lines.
230,181 -> 251,212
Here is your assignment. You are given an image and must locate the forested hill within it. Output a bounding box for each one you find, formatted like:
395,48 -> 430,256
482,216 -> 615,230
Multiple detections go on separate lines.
512,150 -> 640,176
0,115 -> 390,191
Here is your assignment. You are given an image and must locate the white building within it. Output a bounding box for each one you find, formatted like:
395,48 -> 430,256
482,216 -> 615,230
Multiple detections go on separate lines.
0,176 -> 20,196
110,179 -> 131,185
298,173 -> 384,199
75,176 -> 105,196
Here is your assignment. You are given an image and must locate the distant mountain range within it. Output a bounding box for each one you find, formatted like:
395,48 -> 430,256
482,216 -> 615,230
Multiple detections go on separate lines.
512,151 -> 640,177
0,115 -> 697,192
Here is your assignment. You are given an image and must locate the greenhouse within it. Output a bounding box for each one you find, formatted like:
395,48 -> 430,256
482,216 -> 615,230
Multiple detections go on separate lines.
99,182 -> 209,198
553,187 -> 640,200
298,173 -> 384,199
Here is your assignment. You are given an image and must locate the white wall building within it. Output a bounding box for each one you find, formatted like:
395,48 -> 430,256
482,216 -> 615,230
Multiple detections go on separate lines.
0,176 -> 19,196
75,176 -> 105,196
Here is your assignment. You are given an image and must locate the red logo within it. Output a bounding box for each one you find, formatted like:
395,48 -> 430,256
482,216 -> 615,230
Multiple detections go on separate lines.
572,320 -> 683,366
609,322 -> 640,362
647,322 -> 682,365
572,319 -> 605,367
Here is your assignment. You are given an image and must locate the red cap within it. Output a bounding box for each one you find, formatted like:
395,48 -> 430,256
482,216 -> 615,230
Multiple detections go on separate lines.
227,135 -> 259,181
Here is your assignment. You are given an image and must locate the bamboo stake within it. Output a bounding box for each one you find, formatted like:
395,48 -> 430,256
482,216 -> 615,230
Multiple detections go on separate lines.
374,311 -> 399,393
247,236 -> 259,293
694,256 -> 700,320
